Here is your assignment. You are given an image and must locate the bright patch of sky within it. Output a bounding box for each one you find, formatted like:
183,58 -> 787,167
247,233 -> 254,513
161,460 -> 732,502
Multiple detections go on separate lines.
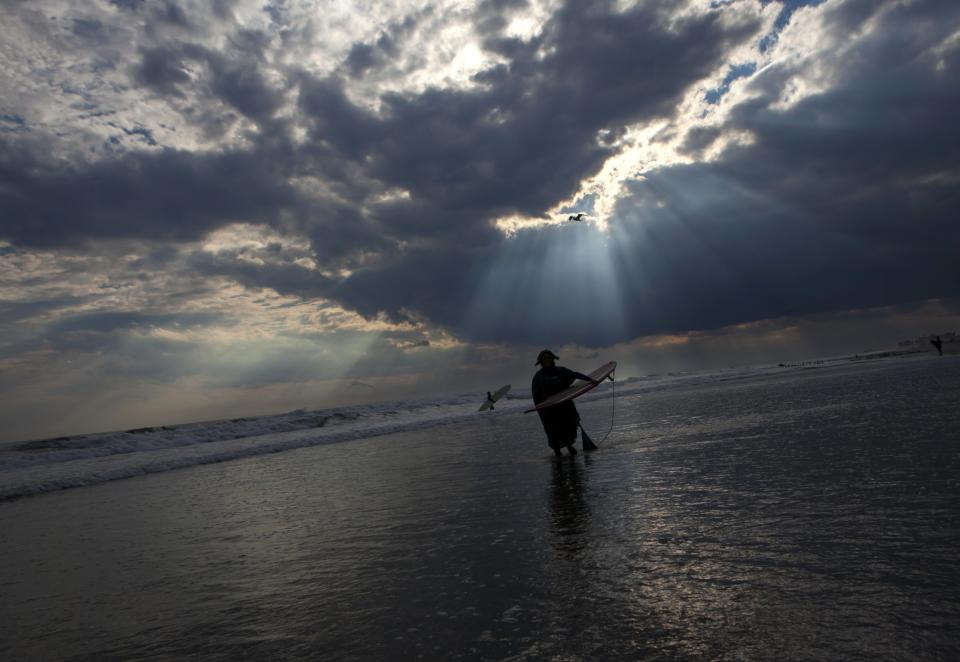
705,62 -> 758,103
759,0 -> 827,52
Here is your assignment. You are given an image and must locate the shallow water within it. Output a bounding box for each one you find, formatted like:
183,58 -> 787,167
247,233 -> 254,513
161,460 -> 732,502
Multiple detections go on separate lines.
1,356 -> 958,660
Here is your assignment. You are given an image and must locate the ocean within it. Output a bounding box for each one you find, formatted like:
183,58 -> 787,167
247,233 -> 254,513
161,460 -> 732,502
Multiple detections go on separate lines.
1,354 -> 958,660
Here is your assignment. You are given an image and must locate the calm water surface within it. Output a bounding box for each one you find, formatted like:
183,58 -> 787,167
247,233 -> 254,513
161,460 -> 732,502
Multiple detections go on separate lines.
1,356 -> 958,660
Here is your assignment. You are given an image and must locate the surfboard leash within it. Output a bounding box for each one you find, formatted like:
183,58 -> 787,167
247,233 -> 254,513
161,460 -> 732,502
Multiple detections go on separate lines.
598,366 -> 616,444
580,367 -> 616,448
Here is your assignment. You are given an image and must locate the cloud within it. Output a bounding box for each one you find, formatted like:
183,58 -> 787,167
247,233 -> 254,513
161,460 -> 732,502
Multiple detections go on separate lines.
594,0 -> 960,336
2,0 -> 770,324
183,0 -> 765,335
132,47 -> 194,97
49,310 -> 221,334
292,0 -> 959,345
0,146 -> 300,247
349,380 -> 375,389
1,0 -> 759,245
133,41 -> 286,121
343,10 -> 427,78
1,0 -> 959,441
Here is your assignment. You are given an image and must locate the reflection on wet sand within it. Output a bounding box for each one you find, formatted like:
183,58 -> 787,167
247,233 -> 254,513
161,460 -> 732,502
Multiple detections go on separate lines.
548,457 -> 591,558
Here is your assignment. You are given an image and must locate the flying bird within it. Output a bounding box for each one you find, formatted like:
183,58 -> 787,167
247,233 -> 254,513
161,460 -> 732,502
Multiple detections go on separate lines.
567,213 -> 588,221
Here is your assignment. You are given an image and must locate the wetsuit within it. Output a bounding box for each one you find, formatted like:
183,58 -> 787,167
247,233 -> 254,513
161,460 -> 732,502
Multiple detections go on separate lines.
532,366 -> 592,452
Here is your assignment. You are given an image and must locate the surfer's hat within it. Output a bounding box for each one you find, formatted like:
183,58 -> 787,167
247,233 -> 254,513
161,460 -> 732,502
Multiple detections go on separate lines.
535,349 -> 559,365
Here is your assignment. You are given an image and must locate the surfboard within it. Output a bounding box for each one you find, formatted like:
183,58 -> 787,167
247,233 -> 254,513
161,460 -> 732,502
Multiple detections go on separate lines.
478,384 -> 511,412
524,362 -> 616,413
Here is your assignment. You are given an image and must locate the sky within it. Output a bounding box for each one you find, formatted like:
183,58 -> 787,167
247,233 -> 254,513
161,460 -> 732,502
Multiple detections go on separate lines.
1,0 -> 959,442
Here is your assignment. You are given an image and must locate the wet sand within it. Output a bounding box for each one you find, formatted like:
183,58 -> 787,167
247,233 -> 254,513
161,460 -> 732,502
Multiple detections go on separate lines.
1,356 -> 959,660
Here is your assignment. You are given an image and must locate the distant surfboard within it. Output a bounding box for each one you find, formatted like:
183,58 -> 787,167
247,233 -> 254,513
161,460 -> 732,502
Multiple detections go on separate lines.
524,362 -> 616,413
478,384 -> 511,412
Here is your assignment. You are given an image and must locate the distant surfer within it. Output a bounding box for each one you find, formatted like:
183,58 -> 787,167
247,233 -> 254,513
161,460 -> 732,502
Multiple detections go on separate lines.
931,335 -> 943,356
532,350 -> 599,457
478,384 -> 511,412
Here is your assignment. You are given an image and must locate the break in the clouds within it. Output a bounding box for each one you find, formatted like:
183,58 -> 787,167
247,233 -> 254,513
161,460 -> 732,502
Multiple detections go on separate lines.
2,0 -> 959,440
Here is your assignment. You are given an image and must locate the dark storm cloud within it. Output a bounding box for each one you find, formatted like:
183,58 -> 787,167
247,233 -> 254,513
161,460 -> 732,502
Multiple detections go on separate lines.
133,41 -> 284,121
334,247 -> 487,324
0,145 -> 298,247
283,0 -> 760,272
6,0 -> 956,350
206,55 -> 284,121
297,76 -> 385,158
176,0 -> 764,332
230,1 -> 759,333
1,1 -> 755,252
186,246 -> 339,304
63,0 -> 758,299
289,0 -> 960,346
359,2 -> 756,218
299,208 -> 393,266
133,47 -> 192,96
0,11 -> 288,246
156,2 -> 191,28
607,169 -> 958,339
679,125 -> 723,156
343,11 -> 423,78
593,0 -> 960,340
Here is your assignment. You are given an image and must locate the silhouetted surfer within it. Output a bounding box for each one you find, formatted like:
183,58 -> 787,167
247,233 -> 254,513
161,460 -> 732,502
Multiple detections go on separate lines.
931,335 -> 943,356
532,349 -> 598,457
478,384 -> 510,412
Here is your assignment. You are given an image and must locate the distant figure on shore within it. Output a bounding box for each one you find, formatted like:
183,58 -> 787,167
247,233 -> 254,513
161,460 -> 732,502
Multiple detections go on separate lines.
532,349 -> 598,457
931,335 -> 943,356
478,384 -> 511,412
